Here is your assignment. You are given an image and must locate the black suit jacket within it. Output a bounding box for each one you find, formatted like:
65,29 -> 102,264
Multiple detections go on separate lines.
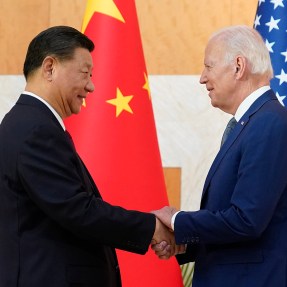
0,94 -> 155,287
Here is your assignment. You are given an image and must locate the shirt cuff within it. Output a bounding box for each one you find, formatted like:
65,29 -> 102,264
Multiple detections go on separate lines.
171,211 -> 181,231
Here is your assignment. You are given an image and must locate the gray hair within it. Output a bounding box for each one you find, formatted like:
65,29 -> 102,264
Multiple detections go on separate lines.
210,25 -> 273,79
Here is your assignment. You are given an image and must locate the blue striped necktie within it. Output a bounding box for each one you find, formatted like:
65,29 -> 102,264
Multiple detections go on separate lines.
221,117 -> 237,146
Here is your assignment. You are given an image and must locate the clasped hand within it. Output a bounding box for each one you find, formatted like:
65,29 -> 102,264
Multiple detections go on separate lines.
151,206 -> 185,260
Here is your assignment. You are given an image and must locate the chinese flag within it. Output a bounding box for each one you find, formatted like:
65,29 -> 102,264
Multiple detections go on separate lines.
65,0 -> 183,286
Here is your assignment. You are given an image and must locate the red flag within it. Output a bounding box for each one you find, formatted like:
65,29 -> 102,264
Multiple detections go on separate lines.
65,0 -> 183,286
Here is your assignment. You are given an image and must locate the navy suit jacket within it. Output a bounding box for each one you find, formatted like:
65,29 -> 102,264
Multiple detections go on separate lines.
176,90 -> 287,287
0,94 -> 155,287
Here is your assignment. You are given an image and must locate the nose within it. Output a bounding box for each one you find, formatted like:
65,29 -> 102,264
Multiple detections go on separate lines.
86,78 -> 95,93
199,69 -> 207,84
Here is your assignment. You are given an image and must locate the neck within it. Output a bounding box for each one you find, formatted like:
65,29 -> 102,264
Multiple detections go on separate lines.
230,75 -> 269,115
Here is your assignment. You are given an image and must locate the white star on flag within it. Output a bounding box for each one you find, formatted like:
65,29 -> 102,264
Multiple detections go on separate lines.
276,92 -> 287,105
254,14 -> 262,28
270,0 -> 284,9
276,69 -> 287,85
265,39 -> 275,52
281,49 -> 287,62
265,16 -> 280,32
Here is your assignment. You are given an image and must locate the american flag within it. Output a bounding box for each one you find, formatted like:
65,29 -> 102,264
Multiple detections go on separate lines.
254,0 -> 287,106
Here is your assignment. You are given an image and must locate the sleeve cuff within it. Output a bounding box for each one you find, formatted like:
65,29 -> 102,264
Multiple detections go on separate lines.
171,211 -> 181,230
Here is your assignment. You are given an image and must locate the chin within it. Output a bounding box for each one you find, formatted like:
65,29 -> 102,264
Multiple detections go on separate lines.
71,104 -> 82,115
210,99 -> 217,107
76,106 -> 83,114
73,110 -> 81,115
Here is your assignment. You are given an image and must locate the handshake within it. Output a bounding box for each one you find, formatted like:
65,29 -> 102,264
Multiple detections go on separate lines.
151,206 -> 186,260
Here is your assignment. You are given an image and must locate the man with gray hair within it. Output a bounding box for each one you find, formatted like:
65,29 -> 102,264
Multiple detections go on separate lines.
152,25 -> 287,287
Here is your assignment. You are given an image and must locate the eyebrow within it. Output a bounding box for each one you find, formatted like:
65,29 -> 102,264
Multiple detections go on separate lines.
82,62 -> 93,70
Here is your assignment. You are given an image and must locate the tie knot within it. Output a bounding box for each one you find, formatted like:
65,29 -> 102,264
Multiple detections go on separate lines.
221,117 -> 237,146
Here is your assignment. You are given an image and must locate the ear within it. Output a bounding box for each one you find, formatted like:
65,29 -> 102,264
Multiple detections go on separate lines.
42,56 -> 56,81
234,55 -> 246,79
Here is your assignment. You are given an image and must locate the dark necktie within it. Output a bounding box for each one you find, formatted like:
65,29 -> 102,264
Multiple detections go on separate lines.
221,117 -> 237,146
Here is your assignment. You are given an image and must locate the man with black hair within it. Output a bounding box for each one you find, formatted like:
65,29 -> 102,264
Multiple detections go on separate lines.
0,26 -> 175,287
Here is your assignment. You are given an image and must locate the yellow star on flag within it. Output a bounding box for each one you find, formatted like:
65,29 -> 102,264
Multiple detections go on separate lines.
106,88 -> 134,117
143,72 -> 151,100
82,0 -> 125,33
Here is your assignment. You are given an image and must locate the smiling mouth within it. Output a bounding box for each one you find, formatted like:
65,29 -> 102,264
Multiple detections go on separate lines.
78,95 -> 87,101
206,88 -> 214,98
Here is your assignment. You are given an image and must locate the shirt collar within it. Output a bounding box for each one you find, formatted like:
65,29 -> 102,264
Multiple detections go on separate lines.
23,91 -> 66,131
234,86 -> 271,122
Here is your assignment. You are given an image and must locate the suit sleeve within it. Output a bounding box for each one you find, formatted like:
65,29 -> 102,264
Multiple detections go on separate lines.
17,123 -> 155,254
174,108 -> 287,247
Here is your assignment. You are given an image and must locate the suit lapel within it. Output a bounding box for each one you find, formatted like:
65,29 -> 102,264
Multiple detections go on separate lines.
18,94 -> 102,199
202,90 -> 278,198
65,129 -> 102,199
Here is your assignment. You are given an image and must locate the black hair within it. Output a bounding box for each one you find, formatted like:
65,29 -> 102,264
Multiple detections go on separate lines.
23,26 -> 94,80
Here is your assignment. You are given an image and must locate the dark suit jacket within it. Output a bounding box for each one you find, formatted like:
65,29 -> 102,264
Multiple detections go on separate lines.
0,94 -> 155,287
176,90 -> 287,287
